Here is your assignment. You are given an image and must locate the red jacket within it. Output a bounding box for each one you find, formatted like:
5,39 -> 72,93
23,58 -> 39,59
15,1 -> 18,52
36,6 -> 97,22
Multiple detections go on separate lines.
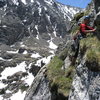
73,24 -> 94,40
80,24 -> 94,36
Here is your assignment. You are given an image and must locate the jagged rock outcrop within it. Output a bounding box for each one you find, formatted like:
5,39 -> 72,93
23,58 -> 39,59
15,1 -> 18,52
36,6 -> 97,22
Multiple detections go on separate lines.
24,65 -> 51,100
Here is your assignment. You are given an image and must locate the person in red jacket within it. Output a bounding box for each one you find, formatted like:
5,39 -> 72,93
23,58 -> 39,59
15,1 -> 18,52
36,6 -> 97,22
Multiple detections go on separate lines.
70,16 -> 96,65
73,16 -> 96,40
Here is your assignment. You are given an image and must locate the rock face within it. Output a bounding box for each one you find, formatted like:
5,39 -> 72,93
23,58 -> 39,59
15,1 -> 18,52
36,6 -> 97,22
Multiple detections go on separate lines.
69,58 -> 100,100
69,0 -> 100,100
25,65 -> 51,100
0,0 -> 81,45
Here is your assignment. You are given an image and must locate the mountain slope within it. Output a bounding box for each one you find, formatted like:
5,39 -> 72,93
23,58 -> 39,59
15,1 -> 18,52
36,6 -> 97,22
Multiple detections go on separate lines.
0,0 -> 81,45
0,0 -> 82,100
23,0 -> 100,100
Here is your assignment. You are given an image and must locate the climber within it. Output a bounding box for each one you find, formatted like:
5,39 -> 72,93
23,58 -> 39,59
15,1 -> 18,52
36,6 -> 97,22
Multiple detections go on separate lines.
70,16 -> 96,65
73,15 -> 96,41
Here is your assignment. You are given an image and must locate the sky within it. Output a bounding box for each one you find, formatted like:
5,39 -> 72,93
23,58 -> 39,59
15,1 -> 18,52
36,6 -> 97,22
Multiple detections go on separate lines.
56,0 -> 91,8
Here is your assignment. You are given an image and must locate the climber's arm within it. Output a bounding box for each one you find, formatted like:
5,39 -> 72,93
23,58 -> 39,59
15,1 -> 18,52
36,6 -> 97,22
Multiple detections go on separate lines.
81,24 -> 96,34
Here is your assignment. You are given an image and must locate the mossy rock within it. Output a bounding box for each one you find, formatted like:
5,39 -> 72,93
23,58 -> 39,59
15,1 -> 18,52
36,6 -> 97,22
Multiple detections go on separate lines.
86,60 -> 100,72
74,12 -> 84,21
80,36 -> 100,72
47,56 -> 75,97
59,48 -> 68,60
86,49 -> 100,72
20,84 -> 29,92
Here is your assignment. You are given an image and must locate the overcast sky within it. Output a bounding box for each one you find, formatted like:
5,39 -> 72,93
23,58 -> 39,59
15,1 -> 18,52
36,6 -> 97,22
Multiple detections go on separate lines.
56,0 -> 91,8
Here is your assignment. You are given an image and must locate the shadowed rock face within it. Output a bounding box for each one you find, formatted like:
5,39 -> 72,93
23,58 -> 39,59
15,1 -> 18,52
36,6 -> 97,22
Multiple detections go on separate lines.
0,0 -> 81,45
93,0 -> 100,13
93,0 -> 100,40
0,0 -> 6,8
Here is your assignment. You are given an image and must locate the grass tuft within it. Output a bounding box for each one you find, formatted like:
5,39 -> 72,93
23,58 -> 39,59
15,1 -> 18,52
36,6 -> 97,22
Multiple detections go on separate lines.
47,56 -> 75,97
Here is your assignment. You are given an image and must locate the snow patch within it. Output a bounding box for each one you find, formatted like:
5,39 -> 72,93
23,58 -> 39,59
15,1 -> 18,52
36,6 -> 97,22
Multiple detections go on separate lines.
44,0 -> 53,5
12,0 -> 19,5
49,40 -> 57,49
35,25 -> 40,40
23,50 -> 28,54
36,35 -> 39,40
31,0 -> 34,3
0,62 -> 27,79
46,14 -> 51,24
24,73 -> 34,86
38,7 -> 42,16
21,0 -> 27,5
44,7 -> 47,11
0,57 -> 12,61
7,50 -> 18,54
20,42 -> 26,47
35,55 -> 54,67
23,19 -> 27,22
48,38 -> 58,50
0,57 -> 6,61
10,90 -> 26,100
57,3 -> 80,21
0,81 -> 7,89
2,25 -> 7,28
0,96 -> 3,100
6,90 -> 12,94
36,1 -> 40,5
31,53 -> 41,58
53,30 -> 57,37
22,63 -> 34,86
53,25 -> 57,37
49,50 -> 54,54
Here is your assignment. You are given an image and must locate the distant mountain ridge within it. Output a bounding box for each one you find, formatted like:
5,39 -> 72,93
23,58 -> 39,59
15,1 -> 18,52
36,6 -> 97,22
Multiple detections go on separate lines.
0,0 -> 81,45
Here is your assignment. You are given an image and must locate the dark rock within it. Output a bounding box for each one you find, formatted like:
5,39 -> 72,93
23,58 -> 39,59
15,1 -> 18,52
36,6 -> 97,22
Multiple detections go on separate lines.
18,48 -> 26,53
0,60 -> 17,67
0,44 -> 12,52
3,93 -> 12,99
1,52 -> 14,59
0,0 -> 6,8
29,64 -> 40,76
7,71 -> 28,82
0,88 -> 5,95
86,61 -> 100,72
0,66 -> 4,73
20,83 -> 29,92
2,79 -> 7,84
22,72 -> 28,77
41,61 -> 45,67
